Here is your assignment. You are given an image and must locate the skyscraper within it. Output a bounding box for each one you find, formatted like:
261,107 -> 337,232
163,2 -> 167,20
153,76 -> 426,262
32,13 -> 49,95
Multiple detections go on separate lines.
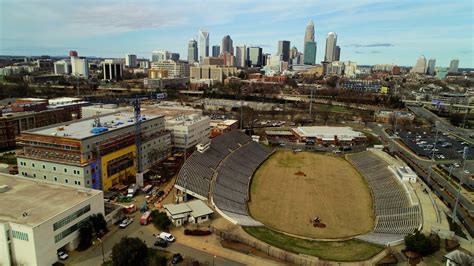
304,19 -> 315,44
324,32 -> 337,62
235,45 -> 247,67
277,40 -> 291,62
125,54 -> 137,68
152,51 -> 171,62
198,30 -> 209,63
427,59 -> 436,75
335,46 -> 341,61
304,41 -> 317,65
247,47 -> 263,67
411,55 -> 427,73
212,45 -> 220,57
188,39 -> 198,63
449,59 -> 459,73
221,35 -> 233,55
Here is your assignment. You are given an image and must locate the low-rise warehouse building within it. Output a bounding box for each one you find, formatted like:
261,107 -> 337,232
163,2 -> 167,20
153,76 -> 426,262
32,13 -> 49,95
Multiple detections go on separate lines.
0,174 -> 104,266
163,200 -> 214,226
292,126 -> 366,145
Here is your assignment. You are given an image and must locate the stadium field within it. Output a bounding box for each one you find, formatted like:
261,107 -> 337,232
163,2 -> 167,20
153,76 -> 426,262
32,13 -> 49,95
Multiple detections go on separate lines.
248,150 -> 374,239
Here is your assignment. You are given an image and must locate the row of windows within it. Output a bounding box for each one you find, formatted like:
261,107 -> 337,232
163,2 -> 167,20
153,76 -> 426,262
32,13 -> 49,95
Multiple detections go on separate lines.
12,230 -> 29,241
19,161 -> 82,175
54,217 -> 89,243
22,172 -> 86,186
53,205 -> 91,231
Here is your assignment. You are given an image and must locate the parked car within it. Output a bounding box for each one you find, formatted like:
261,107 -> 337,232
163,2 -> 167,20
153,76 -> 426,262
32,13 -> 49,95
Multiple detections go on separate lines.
172,253 -> 183,264
159,232 -> 175,242
119,217 -> 133,228
154,238 -> 168,247
57,251 -> 69,260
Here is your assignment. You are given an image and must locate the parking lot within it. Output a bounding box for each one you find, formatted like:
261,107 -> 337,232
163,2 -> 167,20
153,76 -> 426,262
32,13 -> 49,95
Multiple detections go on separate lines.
398,127 -> 474,160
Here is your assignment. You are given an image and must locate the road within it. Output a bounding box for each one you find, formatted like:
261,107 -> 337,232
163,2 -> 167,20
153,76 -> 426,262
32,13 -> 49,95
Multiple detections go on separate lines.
66,215 -> 244,266
369,123 -> 474,237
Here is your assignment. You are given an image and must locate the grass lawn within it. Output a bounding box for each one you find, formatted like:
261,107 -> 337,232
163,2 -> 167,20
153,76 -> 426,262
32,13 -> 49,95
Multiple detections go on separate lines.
243,226 -> 384,262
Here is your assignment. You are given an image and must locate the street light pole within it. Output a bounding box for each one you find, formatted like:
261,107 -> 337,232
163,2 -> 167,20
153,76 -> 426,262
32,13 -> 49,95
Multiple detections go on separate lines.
97,237 -> 105,263
427,121 -> 439,185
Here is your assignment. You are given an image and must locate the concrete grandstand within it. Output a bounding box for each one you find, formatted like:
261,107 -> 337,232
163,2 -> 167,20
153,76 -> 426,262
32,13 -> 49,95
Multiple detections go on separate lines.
175,130 -> 272,226
347,151 -> 422,245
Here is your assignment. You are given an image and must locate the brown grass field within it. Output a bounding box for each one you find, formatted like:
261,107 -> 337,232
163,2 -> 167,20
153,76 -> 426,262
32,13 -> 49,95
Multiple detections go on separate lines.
248,151 -> 374,239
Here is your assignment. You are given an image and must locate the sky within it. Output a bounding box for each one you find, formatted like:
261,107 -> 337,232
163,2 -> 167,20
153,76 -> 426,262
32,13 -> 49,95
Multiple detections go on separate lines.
0,0 -> 473,67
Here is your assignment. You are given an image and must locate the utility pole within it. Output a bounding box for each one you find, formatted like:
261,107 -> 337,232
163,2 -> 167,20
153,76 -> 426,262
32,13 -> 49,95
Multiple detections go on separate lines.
427,121 -> 439,185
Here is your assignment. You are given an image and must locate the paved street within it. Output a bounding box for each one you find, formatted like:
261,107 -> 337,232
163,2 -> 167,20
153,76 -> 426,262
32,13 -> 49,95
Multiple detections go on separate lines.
66,214 -> 244,266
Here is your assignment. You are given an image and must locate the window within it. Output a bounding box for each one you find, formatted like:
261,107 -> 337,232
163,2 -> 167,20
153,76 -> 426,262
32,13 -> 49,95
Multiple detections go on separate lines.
33,174 -> 36,178
42,165 -> 46,169
54,217 -> 89,243
64,168 -> 67,173
12,230 -> 29,241
43,175 -> 47,179
77,181 -> 81,185
53,205 -> 91,231
54,177 -> 58,182
53,166 -> 57,171
86,180 -> 90,185
65,179 -> 68,183
32,163 -> 35,167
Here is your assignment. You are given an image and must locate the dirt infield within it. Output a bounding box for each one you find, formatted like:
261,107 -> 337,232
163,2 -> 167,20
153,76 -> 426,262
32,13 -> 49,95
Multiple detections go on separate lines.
248,151 -> 374,239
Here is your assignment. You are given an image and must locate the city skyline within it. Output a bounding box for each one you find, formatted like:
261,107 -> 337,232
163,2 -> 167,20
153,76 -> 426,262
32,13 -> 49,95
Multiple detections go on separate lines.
0,0 -> 472,67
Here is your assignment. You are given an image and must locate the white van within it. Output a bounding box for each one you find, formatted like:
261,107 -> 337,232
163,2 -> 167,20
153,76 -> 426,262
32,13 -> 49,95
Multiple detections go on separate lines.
159,232 -> 175,242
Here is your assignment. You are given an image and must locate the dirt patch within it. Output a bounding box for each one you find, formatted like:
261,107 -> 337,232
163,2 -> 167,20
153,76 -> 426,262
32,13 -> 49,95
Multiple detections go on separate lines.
248,151 -> 374,239
220,240 -> 284,264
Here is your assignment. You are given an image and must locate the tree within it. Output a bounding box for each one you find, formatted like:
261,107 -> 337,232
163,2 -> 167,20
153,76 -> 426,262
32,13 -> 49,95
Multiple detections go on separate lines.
90,213 -> 108,237
404,230 -> 435,256
78,221 -> 94,250
151,210 -> 172,231
112,237 -> 148,266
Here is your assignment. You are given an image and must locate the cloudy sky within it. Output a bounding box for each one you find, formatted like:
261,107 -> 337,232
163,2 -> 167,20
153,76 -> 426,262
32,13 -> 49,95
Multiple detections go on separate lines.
0,0 -> 472,67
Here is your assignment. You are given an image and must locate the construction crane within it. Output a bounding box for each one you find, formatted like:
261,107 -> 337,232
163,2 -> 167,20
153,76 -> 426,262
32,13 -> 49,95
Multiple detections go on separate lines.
133,96 -> 144,187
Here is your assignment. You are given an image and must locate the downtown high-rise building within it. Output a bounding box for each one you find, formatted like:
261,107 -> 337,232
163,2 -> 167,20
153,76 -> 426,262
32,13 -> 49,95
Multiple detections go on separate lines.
152,51 -> 170,62
304,42 -> 317,65
277,40 -> 290,62
335,46 -> 341,61
198,30 -> 209,63
427,58 -> 436,75
188,39 -> 198,63
304,19 -> 315,44
212,45 -> 220,57
411,55 -> 427,74
303,19 -> 315,65
235,45 -> 248,67
247,46 -> 263,67
221,35 -> 233,55
449,59 -> 459,73
324,32 -> 338,62
125,54 -> 137,68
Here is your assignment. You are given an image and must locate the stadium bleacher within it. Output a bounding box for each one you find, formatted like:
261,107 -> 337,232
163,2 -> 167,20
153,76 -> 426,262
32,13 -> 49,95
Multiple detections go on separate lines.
175,130 -> 272,226
347,151 -> 422,246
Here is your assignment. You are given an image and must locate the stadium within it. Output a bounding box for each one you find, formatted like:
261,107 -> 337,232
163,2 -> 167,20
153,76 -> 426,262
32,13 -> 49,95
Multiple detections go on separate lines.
175,130 -> 422,260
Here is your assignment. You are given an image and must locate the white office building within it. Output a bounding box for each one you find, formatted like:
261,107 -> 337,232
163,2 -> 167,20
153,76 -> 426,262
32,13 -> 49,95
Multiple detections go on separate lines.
54,60 -> 71,75
0,174 -> 104,266
151,60 -> 190,78
411,55 -> 427,74
165,113 -> 210,150
71,57 -> 89,77
235,45 -> 247,68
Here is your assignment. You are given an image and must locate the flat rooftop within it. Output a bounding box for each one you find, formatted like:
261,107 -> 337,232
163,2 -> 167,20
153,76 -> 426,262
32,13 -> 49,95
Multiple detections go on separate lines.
294,126 -> 364,140
0,174 -> 102,226
23,112 -> 161,140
